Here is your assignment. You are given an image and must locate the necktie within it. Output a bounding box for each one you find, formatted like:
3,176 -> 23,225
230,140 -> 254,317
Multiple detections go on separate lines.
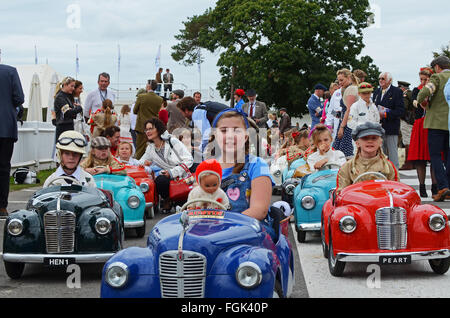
250,103 -> 254,117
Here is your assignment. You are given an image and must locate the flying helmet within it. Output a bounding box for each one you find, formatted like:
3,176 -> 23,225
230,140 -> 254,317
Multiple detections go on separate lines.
56,130 -> 87,162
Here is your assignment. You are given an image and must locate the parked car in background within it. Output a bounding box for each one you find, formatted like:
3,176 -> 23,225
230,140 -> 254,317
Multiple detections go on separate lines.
3,181 -> 124,279
94,174 -> 146,238
322,174 -> 450,277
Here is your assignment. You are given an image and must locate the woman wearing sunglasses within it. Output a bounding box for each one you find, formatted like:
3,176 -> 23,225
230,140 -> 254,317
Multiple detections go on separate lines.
53,77 -> 83,142
43,130 -> 96,187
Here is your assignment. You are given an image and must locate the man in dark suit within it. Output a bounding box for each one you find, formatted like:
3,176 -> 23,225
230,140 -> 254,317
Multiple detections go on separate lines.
163,69 -> 174,98
0,64 -> 24,218
242,89 -> 268,128
133,80 -> 163,159
279,108 -> 291,137
372,72 -> 405,169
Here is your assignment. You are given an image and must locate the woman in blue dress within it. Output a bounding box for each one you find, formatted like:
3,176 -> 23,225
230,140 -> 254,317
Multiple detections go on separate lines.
207,108 -> 276,240
332,69 -> 359,158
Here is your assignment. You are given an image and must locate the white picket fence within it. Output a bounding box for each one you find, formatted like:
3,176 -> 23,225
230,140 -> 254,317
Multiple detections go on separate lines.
11,121 -> 57,172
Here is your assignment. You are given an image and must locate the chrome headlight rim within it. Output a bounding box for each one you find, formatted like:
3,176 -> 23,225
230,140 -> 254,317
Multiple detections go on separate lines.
105,262 -> 129,289
127,195 -> 140,209
285,184 -> 296,196
7,219 -> 23,236
139,182 -> 149,193
95,217 -> 112,235
235,261 -> 262,289
429,214 -> 446,232
339,216 -> 357,234
301,195 -> 316,210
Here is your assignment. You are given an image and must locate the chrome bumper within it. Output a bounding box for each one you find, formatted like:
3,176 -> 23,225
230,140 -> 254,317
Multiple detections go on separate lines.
145,202 -> 153,209
336,249 -> 450,263
2,253 -> 115,264
124,220 -> 145,228
298,222 -> 321,231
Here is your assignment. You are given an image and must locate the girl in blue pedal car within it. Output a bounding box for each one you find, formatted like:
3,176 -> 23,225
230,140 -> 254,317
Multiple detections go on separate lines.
207,108 -> 277,240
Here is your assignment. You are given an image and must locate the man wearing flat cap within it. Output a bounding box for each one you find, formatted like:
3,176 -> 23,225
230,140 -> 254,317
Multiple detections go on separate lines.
336,122 -> 398,193
308,84 -> 327,129
417,55 -> 450,201
242,89 -> 268,128
398,81 -> 415,170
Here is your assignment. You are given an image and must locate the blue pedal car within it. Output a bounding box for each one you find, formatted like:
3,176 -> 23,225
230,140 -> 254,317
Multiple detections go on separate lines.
292,164 -> 338,243
100,199 -> 295,298
94,174 -> 146,238
281,158 -> 306,206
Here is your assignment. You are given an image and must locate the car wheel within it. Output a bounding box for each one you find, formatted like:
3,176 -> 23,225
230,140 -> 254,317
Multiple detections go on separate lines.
272,279 -> 285,298
297,230 -> 306,243
328,234 -> 345,277
429,257 -> 450,275
135,217 -> 146,238
4,261 -> 25,279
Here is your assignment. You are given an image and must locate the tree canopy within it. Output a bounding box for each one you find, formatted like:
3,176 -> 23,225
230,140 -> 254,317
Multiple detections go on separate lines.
172,0 -> 380,116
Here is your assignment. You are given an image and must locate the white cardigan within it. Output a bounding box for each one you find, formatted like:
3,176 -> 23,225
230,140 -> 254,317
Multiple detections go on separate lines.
138,132 -> 194,179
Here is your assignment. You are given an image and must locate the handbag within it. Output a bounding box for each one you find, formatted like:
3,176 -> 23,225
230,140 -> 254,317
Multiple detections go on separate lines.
169,163 -> 194,202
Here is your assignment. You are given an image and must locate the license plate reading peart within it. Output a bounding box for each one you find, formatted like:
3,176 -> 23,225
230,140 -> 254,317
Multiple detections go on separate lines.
379,255 -> 411,265
44,257 -> 76,267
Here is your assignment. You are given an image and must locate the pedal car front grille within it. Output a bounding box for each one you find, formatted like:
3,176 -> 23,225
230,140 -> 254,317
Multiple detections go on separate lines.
375,207 -> 407,250
159,251 -> 206,298
44,211 -> 76,254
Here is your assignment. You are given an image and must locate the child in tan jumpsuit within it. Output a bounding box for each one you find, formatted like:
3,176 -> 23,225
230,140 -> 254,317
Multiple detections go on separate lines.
336,122 -> 398,193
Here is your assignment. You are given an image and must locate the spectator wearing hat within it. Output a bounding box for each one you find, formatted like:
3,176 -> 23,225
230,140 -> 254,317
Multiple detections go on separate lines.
347,82 -> 380,131
308,84 -> 327,129
278,108 -> 292,137
234,89 -> 246,111
242,89 -> 268,128
417,55 -> 450,201
80,136 -> 127,176
133,80 -> 163,159
336,122 -> 398,194
372,72 -> 405,169
398,81 -> 415,170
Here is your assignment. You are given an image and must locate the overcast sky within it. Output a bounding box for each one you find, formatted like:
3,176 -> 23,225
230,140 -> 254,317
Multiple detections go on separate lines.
1,0 -> 449,104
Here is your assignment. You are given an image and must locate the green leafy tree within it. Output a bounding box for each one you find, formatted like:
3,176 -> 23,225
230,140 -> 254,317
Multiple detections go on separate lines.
172,0 -> 380,116
433,43 -> 450,59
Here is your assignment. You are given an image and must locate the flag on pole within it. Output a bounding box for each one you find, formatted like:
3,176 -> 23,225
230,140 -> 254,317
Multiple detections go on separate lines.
34,45 -> 38,65
118,44 -> 121,73
75,44 -> 80,78
155,44 -> 161,72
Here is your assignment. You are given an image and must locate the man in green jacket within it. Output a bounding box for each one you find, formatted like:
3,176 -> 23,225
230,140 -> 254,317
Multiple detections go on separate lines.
417,55 -> 450,201
134,80 -> 163,159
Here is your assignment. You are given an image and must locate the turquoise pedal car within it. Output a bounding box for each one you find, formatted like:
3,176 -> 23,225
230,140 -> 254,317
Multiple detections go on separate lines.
281,158 -> 306,206
293,164 -> 338,243
94,174 -> 146,238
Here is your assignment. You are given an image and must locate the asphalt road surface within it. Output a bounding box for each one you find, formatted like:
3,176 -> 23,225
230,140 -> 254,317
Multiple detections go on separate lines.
1,169 -> 449,298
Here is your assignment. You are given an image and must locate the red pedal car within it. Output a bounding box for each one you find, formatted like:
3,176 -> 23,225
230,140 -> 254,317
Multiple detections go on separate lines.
321,172 -> 450,277
126,166 -> 158,219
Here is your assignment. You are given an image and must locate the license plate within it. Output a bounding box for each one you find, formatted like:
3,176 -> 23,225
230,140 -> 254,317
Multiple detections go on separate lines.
44,257 -> 75,267
379,255 -> 411,265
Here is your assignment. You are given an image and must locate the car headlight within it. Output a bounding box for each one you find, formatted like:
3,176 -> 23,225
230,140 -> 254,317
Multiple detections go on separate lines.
105,262 -> 129,288
339,216 -> 357,233
285,184 -> 296,196
95,217 -> 112,235
140,182 -> 149,193
235,262 -> 262,289
127,195 -> 140,209
273,170 -> 281,177
429,214 -> 446,232
7,219 -> 23,236
301,196 -> 316,210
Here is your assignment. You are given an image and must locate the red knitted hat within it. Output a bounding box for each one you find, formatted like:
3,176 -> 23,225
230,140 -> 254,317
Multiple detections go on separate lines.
234,89 -> 245,97
195,159 -> 222,184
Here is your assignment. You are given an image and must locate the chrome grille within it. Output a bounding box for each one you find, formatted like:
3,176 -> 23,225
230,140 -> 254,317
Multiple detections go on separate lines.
159,251 -> 206,298
376,207 -> 407,250
44,211 -> 76,253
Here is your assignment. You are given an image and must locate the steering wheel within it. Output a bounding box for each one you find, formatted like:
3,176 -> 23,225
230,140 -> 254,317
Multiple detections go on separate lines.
180,199 -> 228,212
47,176 -> 82,187
320,163 -> 341,171
353,171 -> 387,184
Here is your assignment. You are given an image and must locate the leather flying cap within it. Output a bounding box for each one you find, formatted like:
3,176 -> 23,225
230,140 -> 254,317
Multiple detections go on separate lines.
91,136 -> 111,149
352,122 -> 385,141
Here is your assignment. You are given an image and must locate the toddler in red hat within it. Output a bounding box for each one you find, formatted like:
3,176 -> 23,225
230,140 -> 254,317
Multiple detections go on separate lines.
187,159 -> 230,210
